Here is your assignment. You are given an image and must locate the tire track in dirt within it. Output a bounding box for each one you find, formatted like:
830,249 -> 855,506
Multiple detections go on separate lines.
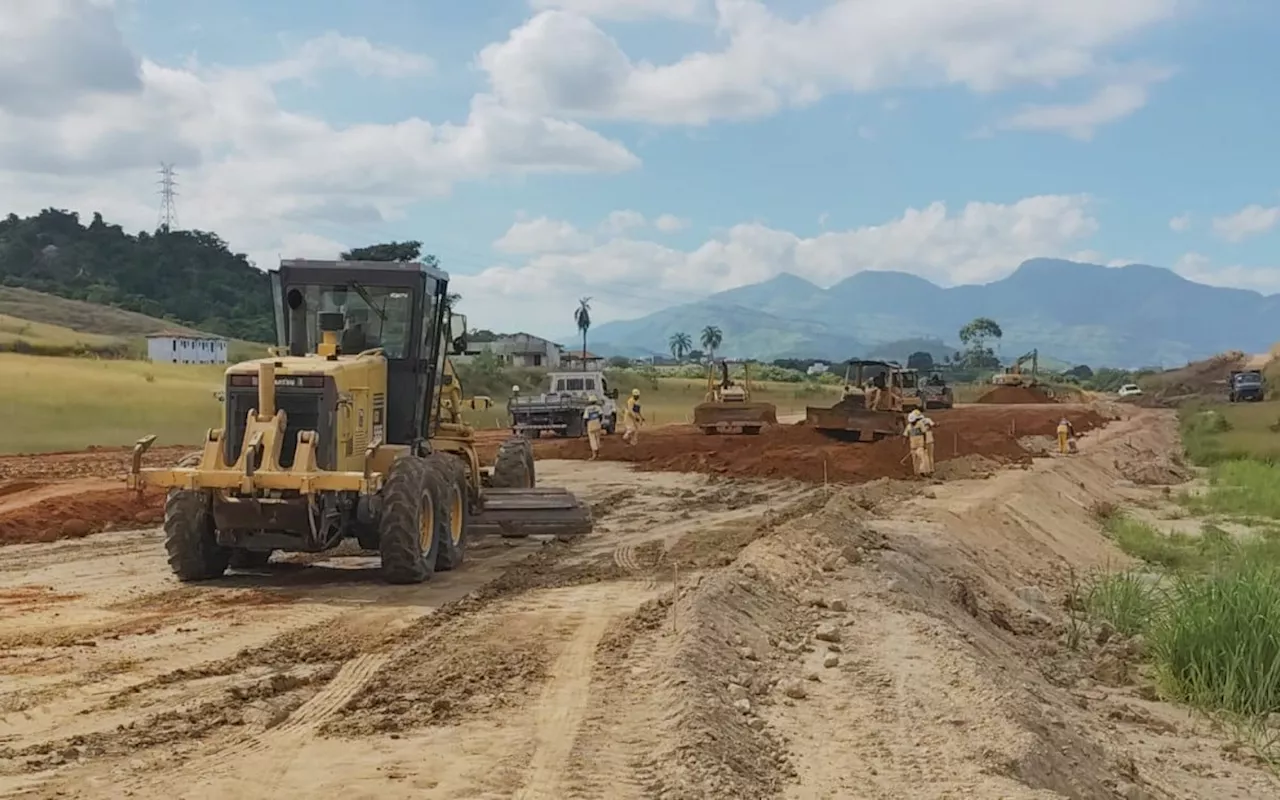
512,605 -> 622,800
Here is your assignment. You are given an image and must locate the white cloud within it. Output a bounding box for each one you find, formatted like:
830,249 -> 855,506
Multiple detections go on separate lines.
257,32 -> 435,82
997,68 -> 1172,140
494,217 -> 594,254
480,1 -> 1179,128
457,194 -> 1100,332
1211,204 -> 1280,243
1169,213 -> 1191,232
1174,252 -> 1280,294
528,0 -> 704,20
654,213 -> 689,232
0,0 -> 639,270
600,209 -> 647,235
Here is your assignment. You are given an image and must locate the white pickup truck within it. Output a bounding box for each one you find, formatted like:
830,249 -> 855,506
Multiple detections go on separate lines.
508,371 -> 619,438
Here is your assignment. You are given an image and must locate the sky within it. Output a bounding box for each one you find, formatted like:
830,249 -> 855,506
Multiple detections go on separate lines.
3,0 -> 1280,336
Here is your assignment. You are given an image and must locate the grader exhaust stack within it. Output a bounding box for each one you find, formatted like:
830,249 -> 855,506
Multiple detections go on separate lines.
693,360 -> 778,435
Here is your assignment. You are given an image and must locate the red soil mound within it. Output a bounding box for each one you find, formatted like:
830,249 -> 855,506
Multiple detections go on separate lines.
976,385 -> 1056,404
0,486 -> 164,546
534,405 -> 1108,484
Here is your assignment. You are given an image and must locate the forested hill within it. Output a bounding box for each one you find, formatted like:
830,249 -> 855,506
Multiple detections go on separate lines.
0,209 -> 274,342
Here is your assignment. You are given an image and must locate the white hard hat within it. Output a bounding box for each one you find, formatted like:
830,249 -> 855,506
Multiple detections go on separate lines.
511,384 -> 520,392
908,410 -> 923,422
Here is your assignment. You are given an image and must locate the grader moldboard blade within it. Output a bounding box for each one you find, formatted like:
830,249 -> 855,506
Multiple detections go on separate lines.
471,487 -> 594,539
805,399 -> 904,443
693,401 -> 779,435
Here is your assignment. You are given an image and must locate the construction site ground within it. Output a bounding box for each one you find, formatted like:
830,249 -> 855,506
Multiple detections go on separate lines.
2,404 -> 1278,799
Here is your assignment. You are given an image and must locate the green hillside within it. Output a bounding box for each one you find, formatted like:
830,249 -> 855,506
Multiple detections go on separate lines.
0,209 -> 274,342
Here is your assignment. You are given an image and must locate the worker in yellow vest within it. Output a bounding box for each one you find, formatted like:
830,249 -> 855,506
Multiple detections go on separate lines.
583,395 -> 604,460
1057,417 -> 1076,454
903,410 -> 935,477
622,388 -> 644,445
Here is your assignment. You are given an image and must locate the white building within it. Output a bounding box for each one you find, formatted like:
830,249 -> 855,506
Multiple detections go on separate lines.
146,332 -> 229,364
807,362 -> 829,375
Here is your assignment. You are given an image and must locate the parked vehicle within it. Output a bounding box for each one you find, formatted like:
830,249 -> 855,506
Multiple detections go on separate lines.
1228,369 -> 1265,402
1117,384 -> 1143,398
509,371 -> 618,437
918,371 -> 955,409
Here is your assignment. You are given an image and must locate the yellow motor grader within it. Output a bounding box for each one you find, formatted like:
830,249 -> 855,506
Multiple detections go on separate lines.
127,258 -> 592,584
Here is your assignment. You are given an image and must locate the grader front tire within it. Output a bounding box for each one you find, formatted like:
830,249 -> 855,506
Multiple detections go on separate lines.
164,490 -> 230,582
491,436 -> 535,489
378,457 -> 445,585
426,453 -> 470,572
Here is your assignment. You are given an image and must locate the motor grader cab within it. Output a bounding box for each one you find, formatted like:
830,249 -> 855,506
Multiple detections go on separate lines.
693,359 -> 778,435
805,359 -> 907,441
128,258 -> 592,585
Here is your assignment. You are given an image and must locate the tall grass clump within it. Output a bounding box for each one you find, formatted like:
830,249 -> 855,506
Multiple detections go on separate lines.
1183,460 -> 1280,520
1148,564 -> 1280,721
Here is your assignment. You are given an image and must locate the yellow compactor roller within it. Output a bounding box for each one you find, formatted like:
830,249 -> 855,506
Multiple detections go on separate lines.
128,258 -> 592,585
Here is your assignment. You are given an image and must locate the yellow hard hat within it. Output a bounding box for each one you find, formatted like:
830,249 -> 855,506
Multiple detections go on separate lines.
588,394 -> 599,403
631,388 -> 640,397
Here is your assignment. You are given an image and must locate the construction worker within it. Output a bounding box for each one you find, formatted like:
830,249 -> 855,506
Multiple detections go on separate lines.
622,388 -> 644,445
921,411 -> 937,467
583,394 -> 604,460
903,409 -> 935,477
1057,417 -> 1076,454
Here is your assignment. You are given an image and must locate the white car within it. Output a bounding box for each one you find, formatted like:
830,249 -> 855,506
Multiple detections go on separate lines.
1117,384 -> 1143,398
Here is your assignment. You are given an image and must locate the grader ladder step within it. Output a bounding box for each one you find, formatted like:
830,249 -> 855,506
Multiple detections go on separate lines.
472,487 -> 594,539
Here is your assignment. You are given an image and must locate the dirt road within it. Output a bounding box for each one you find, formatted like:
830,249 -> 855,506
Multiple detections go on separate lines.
2,406 -> 1278,798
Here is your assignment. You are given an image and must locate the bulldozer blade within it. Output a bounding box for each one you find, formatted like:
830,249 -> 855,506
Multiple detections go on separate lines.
471,487 -> 594,539
693,401 -> 778,434
804,405 -> 904,442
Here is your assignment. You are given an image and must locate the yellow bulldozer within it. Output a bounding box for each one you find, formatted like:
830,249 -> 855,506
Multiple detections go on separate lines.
805,359 -> 910,441
693,359 -> 778,435
127,258 -> 592,585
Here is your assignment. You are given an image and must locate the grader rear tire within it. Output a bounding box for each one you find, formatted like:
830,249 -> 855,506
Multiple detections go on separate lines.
378,457 -> 444,584
491,436 -> 534,489
164,490 -> 230,582
426,453 -> 470,572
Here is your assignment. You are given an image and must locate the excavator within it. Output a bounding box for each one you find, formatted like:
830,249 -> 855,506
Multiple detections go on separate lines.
693,359 -> 778,435
805,359 -> 908,441
991,349 -> 1039,387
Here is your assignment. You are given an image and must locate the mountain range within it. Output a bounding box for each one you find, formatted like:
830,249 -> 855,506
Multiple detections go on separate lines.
580,259 -> 1280,368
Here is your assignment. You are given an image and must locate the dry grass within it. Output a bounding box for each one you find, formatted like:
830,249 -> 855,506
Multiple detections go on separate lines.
0,353 -> 222,453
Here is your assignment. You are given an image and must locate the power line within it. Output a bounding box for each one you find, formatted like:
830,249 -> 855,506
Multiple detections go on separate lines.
157,162 -> 179,231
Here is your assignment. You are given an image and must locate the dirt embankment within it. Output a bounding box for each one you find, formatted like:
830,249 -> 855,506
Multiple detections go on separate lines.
976,385 -> 1056,404
534,404 -> 1109,484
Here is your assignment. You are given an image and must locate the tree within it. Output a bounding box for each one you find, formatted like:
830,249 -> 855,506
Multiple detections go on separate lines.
958,317 -> 1003,370
340,241 -> 423,262
669,331 -> 693,361
1065,364 -> 1094,380
700,325 -> 723,361
958,317 -> 1003,350
574,297 -> 592,371
906,351 -> 935,372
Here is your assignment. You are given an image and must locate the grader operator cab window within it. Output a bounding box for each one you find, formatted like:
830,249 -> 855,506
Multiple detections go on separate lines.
300,283 -> 413,357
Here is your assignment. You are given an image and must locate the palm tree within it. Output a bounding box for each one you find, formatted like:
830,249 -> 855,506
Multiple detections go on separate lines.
574,297 -> 592,371
700,325 -> 723,361
669,331 -> 692,361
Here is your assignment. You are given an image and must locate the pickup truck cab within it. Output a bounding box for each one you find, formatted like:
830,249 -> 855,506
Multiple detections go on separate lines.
509,371 -> 618,437
1229,370 -> 1265,403
1117,384 -> 1143,398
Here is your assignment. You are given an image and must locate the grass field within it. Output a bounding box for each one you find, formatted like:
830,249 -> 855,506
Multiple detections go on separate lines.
1181,399 -> 1280,464
0,353 -> 223,453
0,355 -> 845,454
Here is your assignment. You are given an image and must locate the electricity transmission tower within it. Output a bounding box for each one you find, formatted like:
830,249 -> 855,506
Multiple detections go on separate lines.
157,162 -> 179,231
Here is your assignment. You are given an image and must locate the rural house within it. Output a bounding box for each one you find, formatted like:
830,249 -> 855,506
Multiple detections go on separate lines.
146,331 -> 228,364
563,350 -> 606,370
462,333 -> 563,368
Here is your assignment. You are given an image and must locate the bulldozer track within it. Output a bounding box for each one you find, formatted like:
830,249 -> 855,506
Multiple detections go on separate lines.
273,652 -> 392,734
